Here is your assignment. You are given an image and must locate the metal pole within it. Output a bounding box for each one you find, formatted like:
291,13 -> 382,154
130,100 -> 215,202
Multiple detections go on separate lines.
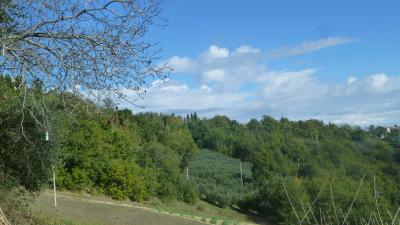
186,167 -> 189,181
53,166 -> 57,207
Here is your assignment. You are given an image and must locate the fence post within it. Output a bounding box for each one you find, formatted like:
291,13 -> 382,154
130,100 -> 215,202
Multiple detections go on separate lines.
53,166 -> 57,207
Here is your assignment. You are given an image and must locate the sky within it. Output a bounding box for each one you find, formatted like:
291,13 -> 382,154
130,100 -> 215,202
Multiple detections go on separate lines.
123,0 -> 400,126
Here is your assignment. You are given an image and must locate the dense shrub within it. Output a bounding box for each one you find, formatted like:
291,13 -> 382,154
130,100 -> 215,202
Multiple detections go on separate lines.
179,182 -> 198,204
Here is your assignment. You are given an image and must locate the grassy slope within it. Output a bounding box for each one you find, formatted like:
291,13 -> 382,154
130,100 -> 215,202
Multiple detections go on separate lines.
32,191 -> 264,225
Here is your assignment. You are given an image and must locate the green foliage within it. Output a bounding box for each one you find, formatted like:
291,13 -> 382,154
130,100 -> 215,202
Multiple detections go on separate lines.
1,81 -> 197,205
189,149 -> 253,208
102,160 -> 149,201
55,110 -> 198,203
0,0 -> 15,34
0,76 -> 56,191
179,181 -> 198,204
187,115 -> 400,224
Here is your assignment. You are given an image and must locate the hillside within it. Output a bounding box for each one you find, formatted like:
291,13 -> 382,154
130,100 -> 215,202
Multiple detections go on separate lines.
2,76 -> 400,225
36,111 -> 400,225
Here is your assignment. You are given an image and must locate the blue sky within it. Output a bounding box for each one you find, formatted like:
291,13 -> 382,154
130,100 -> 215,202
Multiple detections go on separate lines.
125,0 -> 400,126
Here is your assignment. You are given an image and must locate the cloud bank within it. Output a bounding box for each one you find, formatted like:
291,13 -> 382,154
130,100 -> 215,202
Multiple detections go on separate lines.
124,38 -> 399,126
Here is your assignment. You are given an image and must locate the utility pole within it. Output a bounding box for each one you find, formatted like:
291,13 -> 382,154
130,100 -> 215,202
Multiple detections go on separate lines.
239,161 -> 244,188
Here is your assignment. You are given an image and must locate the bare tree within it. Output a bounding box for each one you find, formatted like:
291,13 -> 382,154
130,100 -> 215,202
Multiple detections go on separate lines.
0,0 -> 169,122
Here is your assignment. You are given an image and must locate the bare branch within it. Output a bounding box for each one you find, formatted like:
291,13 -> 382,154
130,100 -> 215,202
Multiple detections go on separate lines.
1,0 -> 169,120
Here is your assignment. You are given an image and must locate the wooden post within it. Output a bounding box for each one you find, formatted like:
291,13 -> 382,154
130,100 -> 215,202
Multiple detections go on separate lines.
239,161 -> 244,188
53,166 -> 57,207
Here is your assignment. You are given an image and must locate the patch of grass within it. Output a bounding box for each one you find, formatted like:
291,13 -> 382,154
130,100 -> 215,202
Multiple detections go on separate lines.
222,220 -> 230,225
196,205 -> 205,211
32,191 -> 265,225
210,217 -> 218,224
142,196 -> 258,223
32,192 -> 206,225
33,214 -> 98,225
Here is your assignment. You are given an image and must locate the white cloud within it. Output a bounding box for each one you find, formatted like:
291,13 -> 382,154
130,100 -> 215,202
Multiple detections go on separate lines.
122,42 -> 400,125
164,56 -> 194,72
347,76 -> 358,84
343,73 -> 400,95
151,78 -> 170,87
202,45 -> 230,61
200,84 -> 212,92
203,69 -> 226,82
369,73 -> 389,92
259,69 -> 329,102
233,45 -> 261,55
160,83 -> 189,93
266,37 -> 358,59
122,82 -> 250,118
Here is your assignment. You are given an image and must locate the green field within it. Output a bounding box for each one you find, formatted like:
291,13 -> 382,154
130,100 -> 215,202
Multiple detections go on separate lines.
32,191 -> 264,225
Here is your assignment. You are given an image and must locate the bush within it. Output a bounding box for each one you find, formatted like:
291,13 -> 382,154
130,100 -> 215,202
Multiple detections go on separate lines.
157,179 -> 178,202
179,182 -> 198,204
0,172 -> 32,225
102,160 -> 155,201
